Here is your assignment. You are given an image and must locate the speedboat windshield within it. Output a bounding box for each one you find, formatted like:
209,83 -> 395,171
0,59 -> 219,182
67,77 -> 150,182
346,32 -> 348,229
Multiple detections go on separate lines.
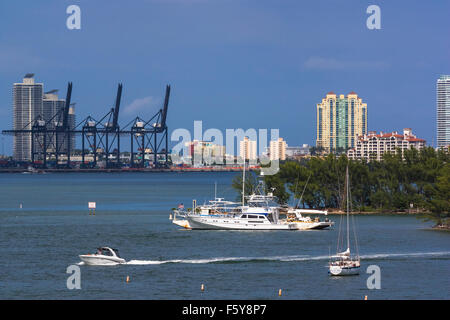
98,247 -> 120,257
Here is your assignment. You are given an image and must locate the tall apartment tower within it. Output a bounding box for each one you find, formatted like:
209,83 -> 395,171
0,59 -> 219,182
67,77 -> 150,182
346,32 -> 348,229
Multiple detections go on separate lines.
13,74 -> 43,161
316,92 -> 367,152
269,137 -> 287,161
437,75 -> 450,148
239,137 -> 257,161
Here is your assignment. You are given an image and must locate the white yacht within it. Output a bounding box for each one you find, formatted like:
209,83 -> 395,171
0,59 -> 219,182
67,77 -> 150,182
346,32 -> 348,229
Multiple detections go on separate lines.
186,211 -> 297,230
285,208 -> 334,230
329,166 -> 361,276
180,163 -> 297,230
171,198 -> 239,229
79,247 -> 126,266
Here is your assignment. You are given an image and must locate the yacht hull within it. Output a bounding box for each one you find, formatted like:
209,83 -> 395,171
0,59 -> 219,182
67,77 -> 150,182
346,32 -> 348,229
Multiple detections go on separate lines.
187,216 -> 295,230
291,221 -> 333,230
172,219 -> 191,229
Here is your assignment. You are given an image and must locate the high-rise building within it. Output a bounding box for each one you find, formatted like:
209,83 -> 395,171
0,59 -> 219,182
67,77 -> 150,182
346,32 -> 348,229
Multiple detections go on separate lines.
269,138 -> 287,161
437,75 -> 450,148
13,75 -> 76,161
239,137 -> 257,161
13,74 -> 43,161
316,92 -> 367,152
43,90 -> 76,154
67,103 -> 76,152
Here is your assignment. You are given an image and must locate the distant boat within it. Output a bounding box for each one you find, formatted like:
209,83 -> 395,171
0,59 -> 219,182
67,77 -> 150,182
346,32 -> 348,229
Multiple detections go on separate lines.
328,166 -> 360,276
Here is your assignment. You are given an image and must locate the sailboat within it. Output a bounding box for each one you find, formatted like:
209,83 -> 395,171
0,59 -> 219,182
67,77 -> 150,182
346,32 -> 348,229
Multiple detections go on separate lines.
328,165 -> 360,276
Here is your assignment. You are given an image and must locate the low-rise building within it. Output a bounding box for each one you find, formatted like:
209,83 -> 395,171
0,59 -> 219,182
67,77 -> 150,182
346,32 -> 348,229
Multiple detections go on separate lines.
347,128 -> 426,161
185,140 -> 226,165
286,144 -> 310,158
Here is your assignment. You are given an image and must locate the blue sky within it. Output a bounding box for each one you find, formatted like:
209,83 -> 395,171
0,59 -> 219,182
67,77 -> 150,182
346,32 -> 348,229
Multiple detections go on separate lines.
0,0 -> 449,155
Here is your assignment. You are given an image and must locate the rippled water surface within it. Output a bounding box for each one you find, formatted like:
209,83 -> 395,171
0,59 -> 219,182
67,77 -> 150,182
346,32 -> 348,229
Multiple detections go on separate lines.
0,172 -> 448,299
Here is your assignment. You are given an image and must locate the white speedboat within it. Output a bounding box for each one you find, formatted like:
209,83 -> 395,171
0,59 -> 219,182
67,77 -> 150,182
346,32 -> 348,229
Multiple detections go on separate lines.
79,247 -> 126,266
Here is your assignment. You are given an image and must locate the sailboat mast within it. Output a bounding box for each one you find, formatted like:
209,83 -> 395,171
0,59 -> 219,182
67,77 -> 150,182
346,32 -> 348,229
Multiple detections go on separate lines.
242,159 -> 246,206
346,165 -> 350,251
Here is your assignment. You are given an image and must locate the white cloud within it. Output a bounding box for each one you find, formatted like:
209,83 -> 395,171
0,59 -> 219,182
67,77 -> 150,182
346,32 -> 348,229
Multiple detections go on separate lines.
303,57 -> 389,71
123,96 -> 161,115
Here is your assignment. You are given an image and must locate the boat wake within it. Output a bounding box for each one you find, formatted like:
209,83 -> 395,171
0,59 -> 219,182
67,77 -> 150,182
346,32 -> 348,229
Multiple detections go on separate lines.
360,251 -> 450,260
124,251 -> 450,266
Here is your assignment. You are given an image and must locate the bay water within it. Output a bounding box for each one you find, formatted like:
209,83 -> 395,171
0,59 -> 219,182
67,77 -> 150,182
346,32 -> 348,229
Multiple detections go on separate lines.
0,172 -> 448,299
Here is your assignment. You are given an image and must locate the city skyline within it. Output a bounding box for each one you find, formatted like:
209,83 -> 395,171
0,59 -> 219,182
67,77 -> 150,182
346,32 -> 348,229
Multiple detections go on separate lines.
0,1 -> 449,156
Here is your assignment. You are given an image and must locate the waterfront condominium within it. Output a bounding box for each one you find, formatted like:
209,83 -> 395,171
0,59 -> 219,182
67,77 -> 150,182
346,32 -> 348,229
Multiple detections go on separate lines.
269,137 -> 287,161
239,136 -> 257,161
316,92 -> 368,153
13,74 -> 43,161
347,128 -> 426,162
437,75 -> 450,148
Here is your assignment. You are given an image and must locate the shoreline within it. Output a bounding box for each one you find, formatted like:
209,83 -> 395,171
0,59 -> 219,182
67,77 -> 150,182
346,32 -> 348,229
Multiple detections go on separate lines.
0,168 -> 255,173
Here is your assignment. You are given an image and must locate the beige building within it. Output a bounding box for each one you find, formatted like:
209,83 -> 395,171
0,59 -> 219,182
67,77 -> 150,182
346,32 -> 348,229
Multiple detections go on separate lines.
347,128 -> 426,161
316,92 -> 367,153
239,137 -> 257,161
269,138 -> 287,161
185,140 -> 225,164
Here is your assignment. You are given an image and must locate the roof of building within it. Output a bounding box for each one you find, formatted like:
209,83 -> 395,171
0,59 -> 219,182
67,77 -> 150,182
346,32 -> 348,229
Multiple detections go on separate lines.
360,131 -> 425,143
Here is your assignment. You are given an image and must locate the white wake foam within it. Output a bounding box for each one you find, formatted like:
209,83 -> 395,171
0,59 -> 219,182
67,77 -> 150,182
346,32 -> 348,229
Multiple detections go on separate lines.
124,251 -> 450,265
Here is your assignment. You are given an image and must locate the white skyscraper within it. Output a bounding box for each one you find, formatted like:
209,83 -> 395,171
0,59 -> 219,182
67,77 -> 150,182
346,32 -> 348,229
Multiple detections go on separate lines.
437,75 -> 450,148
13,74 -> 43,161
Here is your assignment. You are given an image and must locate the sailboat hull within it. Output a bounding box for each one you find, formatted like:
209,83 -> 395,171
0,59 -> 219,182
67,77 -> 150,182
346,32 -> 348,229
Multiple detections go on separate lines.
329,265 -> 360,276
